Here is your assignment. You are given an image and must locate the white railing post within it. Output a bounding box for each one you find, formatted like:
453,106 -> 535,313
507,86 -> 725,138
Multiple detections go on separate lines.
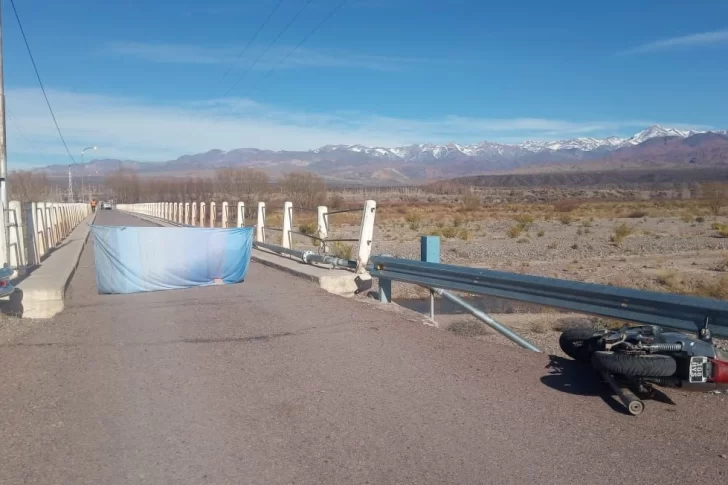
210,201 -> 217,228
184,202 -> 190,225
29,202 -> 41,265
200,202 -> 206,227
282,201 -> 293,249
356,200 -> 377,272
191,202 -> 198,226
237,202 -> 245,227
222,201 -> 229,228
317,205 -> 328,253
178,202 -> 184,224
256,202 -> 265,242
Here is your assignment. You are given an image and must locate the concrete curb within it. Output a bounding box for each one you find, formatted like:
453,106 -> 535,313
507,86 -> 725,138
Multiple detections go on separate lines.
11,212 -> 97,319
251,248 -> 369,297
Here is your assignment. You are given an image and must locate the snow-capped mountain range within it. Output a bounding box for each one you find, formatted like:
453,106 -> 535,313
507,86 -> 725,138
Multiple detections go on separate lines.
313,125 -> 727,161
40,125 -> 728,184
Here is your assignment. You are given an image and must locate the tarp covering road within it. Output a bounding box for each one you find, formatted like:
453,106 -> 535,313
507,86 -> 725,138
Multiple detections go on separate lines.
90,225 -> 253,294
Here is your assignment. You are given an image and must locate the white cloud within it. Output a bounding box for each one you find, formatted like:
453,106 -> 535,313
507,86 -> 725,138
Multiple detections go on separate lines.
619,28 -> 728,55
3,87 -> 710,168
108,42 -> 427,72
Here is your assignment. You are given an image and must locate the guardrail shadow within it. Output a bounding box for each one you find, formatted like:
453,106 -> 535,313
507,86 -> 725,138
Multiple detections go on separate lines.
393,295 -> 546,316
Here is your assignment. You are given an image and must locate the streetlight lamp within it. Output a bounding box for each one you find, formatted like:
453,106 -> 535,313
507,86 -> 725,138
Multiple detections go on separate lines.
67,146 -> 98,202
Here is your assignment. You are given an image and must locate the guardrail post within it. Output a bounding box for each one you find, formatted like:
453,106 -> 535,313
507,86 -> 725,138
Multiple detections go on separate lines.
256,202 -> 265,242
237,202 -> 245,227
421,235 -> 441,321
282,201 -> 293,249
178,202 -> 185,224
184,202 -> 190,225
356,200 -> 377,273
210,201 -> 217,227
200,202 -> 207,227
317,205 -> 328,253
191,202 -> 198,226
222,201 -> 229,228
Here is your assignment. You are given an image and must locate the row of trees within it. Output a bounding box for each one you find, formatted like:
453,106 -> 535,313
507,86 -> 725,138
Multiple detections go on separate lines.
104,167 -> 329,208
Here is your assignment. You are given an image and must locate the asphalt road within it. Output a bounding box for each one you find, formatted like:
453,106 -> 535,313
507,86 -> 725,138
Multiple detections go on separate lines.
1,209 -> 727,484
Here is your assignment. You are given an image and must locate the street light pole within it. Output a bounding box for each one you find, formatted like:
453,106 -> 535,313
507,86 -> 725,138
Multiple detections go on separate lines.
80,146 -> 97,202
0,4 -> 10,265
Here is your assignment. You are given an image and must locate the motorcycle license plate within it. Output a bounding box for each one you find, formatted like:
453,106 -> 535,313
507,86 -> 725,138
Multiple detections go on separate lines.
689,356 -> 708,383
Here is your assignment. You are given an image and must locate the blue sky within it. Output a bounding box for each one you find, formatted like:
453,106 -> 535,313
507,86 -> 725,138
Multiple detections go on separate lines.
3,0 -> 728,167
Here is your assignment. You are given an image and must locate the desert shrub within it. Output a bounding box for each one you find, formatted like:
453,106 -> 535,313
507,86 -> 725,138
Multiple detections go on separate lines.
405,212 -> 421,230
507,224 -> 523,239
331,241 -> 353,260
610,223 -> 633,245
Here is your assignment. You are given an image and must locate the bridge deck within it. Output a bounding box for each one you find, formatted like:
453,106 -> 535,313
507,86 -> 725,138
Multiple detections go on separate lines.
1,210 -> 726,484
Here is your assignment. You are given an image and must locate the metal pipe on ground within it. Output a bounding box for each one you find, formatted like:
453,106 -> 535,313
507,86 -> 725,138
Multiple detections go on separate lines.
254,241 -> 356,269
433,288 -> 542,353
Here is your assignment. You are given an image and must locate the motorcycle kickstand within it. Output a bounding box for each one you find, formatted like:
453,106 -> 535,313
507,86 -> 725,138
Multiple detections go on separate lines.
598,369 -> 645,416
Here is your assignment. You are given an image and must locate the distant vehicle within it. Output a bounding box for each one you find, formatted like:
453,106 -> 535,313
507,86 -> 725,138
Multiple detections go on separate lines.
101,201 -> 112,210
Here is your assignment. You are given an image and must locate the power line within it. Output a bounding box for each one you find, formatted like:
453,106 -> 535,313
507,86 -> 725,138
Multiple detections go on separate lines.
223,0 -> 316,96
9,0 -> 77,164
243,0 -> 347,98
7,110 -> 33,146
218,0 -> 287,86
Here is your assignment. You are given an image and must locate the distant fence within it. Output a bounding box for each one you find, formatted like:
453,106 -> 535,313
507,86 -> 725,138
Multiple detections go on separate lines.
118,199 -> 377,270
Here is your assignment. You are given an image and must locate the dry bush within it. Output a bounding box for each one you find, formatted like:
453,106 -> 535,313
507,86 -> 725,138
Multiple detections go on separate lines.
507,224 -> 522,239
514,214 -> 534,229
405,212 -> 421,230
457,228 -> 472,241
537,230 -> 545,237
693,275 -> 728,300
627,210 -> 648,218
280,172 -> 327,208
656,270 -> 682,292
702,182 -> 728,216
610,223 -> 633,245
330,241 -> 354,260
553,199 -> 580,213
714,223 -> 728,238
559,214 -> 573,225
441,226 -> 458,238
298,222 -> 317,235
462,195 -> 480,211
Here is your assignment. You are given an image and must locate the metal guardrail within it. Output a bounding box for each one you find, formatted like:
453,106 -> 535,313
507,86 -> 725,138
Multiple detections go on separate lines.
369,256 -> 728,339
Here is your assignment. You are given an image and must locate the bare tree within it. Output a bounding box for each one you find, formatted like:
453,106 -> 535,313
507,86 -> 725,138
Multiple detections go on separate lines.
105,168 -> 141,203
215,168 -> 270,204
702,182 -> 728,216
8,170 -> 53,205
280,171 -> 326,208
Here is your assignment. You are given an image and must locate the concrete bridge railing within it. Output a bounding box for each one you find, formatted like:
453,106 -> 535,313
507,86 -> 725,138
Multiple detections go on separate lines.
2,201 -> 91,274
117,199 -> 377,270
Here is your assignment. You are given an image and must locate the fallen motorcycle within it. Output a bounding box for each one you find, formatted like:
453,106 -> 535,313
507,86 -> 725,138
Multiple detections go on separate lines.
559,324 -> 728,415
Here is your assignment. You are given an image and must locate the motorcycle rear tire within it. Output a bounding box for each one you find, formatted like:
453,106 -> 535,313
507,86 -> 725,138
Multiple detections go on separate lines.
559,327 -> 603,362
592,351 -> 676,377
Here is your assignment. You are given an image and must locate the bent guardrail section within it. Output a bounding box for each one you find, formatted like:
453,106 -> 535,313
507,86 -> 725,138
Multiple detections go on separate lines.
370,256 -> 728,339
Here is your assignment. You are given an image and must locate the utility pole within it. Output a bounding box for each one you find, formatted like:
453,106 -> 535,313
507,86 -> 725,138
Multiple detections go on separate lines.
0,3 -> 9,265
67,165 -> 73,201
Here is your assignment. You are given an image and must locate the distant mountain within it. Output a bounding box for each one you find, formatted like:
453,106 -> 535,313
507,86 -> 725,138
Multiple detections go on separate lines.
34,125 -> 728,184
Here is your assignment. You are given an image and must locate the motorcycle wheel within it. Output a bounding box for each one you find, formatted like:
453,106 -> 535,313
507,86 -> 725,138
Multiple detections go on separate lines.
559,327 -> 604,362
592,351 -> 676,377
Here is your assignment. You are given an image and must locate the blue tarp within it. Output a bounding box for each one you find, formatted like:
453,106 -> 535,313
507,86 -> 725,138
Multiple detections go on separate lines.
90,225 -> 253,294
